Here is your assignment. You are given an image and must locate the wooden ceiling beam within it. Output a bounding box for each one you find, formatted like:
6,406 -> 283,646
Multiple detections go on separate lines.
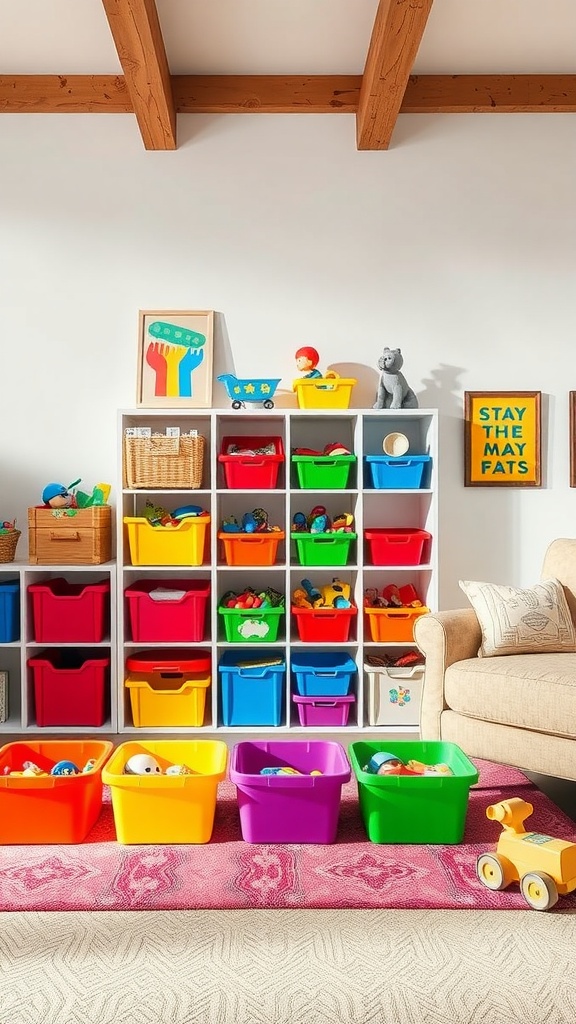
172,75 -> 361,114
0,75 -> 131,112
101,0 -> 176,150
357,0 -> 435,151
0,73 -> 575,118
402,74 -> 576,113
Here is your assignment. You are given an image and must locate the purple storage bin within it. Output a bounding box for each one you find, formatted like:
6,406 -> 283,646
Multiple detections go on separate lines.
230,740 -> 351,844
293,694 -> 355,727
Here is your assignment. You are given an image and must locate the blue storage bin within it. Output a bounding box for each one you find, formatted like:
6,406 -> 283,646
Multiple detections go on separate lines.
0,581 -> 20,643
219,651 -> 285,727
291,652 -> 357,697
364,455 -> 431,489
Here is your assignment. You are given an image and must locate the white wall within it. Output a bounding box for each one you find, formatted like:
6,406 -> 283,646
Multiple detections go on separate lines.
0,110 -> 574,607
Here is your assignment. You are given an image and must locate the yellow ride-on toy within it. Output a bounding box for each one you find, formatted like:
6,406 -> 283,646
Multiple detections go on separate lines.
476,797 -> 576,911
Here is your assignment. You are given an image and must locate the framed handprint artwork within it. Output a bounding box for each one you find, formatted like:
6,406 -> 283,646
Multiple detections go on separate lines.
137,310 -> 214,408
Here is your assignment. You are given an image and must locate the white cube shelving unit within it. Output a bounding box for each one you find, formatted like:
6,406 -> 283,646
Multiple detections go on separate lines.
0,561 -> 117,734
116,406 -> 438,737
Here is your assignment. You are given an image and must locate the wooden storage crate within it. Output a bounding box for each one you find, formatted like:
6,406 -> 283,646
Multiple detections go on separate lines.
123,433 -> 205,489
28,506 -> 112,565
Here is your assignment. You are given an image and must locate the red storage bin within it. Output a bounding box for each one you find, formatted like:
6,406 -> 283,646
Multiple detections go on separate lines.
28,578 -> 110,643
125,578 -> 210,643
364,528 -> 431,566
292,605 -> 357,643
218,436 -> 284,489
28,651 -> 109,727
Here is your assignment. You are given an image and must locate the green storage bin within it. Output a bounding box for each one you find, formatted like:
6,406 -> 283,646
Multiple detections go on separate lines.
349,740 -> 479,845
292,455 -> 356,490
291,533 -> 356,566
218,606 -> 284,644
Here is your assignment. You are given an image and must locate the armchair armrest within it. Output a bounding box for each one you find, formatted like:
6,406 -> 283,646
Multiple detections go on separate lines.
414,608 -> 481,740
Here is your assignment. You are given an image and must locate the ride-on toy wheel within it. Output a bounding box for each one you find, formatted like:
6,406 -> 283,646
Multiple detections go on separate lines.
476,853 -> 514,891
232,400 -> 244,410
263,400 -> 274,409
520,872 -> 559,911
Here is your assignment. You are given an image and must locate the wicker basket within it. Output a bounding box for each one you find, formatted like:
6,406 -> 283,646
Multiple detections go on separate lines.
0,530 -> 21,563
124,433 -> 206,489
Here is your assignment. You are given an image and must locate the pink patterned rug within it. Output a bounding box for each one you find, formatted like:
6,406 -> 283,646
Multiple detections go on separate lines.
2,759 -> 576,912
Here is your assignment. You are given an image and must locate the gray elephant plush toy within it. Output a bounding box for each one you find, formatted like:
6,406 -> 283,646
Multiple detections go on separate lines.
373,348 -> 419,410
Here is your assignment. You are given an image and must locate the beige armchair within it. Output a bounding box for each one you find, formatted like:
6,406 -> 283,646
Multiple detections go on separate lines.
414,538 -> 576,783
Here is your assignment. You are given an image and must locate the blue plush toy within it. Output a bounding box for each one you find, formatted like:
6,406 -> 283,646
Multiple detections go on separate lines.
242,512 -> 258,533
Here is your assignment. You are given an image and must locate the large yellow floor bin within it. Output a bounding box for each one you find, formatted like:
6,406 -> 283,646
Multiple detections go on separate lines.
103,740 -> 228,844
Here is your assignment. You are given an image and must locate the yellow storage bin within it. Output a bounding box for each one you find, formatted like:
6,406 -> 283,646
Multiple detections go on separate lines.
103,740 -> 228,844
125,650 -> 211,727
293,377 -> 357,410
124,515 -> 210,566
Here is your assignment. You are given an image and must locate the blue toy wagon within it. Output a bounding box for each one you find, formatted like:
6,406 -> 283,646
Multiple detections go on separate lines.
217,374 -> 282,410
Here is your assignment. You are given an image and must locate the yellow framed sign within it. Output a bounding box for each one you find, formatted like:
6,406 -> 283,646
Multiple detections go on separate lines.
464,391 -> 541,487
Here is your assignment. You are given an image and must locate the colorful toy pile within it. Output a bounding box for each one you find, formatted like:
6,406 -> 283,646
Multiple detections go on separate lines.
142,499 -> 209,528
292,441 -> 352,457
292,505 -> 354,534
292,577 -> 352,610
124,753 -> 194,776
220,586 -> 285,611
364,583 -> 423,608
220,507 -> 281,534
3,757 -> 96,777
362,750 -> 453,777
41,479 -> 111,509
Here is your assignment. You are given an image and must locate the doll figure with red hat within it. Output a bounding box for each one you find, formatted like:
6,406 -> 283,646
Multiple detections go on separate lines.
295,346 -> 323,380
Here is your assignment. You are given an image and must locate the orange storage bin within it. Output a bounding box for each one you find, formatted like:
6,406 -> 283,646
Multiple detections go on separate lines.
218,531 -> 285,566
364,606 -> 430,643
0,739 -> 113,844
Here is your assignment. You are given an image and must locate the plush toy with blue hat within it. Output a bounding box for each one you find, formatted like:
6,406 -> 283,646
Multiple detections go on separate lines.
41,480 -> 80,509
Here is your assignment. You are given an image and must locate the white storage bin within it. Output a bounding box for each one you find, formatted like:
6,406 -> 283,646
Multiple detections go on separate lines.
365,663 -> 424,727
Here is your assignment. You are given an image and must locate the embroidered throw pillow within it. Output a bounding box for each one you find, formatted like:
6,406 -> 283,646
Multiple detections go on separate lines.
458,577 -> 576,658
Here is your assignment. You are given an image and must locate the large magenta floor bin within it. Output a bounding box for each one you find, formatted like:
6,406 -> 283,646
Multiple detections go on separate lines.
230,740 -> 350,844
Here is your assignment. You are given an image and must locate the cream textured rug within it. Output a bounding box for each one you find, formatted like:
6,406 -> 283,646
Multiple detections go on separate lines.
1,909 -> 575,1024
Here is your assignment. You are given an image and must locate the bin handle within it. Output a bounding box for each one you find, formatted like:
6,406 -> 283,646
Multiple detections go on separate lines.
150,664 -> 187,673
312,701 -> 337,708
266,774 -> 316,789
50,530 -> 80,541
0,775 -> 57,790
315,671 -> 338,677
